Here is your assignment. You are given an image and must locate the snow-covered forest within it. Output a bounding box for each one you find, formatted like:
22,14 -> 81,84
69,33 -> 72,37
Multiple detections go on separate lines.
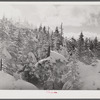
0,15 -> 100,90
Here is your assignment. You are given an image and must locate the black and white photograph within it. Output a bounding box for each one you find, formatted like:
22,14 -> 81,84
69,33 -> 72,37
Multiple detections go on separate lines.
0,1 -> 100,90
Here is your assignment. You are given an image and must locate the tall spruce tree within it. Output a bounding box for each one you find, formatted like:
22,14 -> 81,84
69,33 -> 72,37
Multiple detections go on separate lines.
93,37 -> 98,49
84,38 -> 89,50
60,23 -> 63,46
54,26 -> 60,50
78,32 -> 84,57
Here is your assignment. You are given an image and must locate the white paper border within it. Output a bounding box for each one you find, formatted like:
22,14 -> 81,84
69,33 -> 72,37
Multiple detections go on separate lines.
0,90 -> 100,99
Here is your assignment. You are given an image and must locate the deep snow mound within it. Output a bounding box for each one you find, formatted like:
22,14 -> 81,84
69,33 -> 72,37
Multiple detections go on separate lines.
14,79 -> 38,90
0,71 -> 38,90
35,50 -> 67,65
50,51 -> 68,63
0,71 -> 15,89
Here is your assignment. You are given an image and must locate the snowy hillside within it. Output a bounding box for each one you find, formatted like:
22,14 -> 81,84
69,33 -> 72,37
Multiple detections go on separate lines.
77,60 -> 100,90
0,71 -> 38,90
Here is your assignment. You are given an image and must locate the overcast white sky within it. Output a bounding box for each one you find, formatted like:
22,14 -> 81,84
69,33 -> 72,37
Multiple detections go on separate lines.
0,2 -> 100,39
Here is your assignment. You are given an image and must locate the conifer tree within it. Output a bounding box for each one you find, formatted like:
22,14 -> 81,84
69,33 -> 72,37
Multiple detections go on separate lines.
50,31 -> 55,50
39,24 -> 42,32
60,23 -> 63,46
55,27 -> 60,51
78,32 -> 84,57
93,37 -> 98,49
89,39 -> 94,50
84,38 -> 89,50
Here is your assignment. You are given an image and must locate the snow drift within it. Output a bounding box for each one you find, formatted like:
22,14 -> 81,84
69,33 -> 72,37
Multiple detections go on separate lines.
35,50 -> 67,66
0,71 -> 38,90
77,60 -> 100,90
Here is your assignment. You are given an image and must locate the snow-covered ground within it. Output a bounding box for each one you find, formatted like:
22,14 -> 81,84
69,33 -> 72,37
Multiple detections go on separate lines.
0,71 -> 38,90
50,51 -> 67,63
1,48 -> 100,90
77,60 -> 100,90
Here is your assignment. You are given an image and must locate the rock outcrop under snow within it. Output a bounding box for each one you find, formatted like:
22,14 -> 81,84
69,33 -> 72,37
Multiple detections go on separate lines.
35,50 -> 67,66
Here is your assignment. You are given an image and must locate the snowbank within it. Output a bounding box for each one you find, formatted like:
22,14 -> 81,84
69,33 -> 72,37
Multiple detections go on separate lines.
35,51 -> 67,65
14,80 -> 38,90
0,71 -> 38,90
77,60 -> 100,90
50,51 -> 67,63
0,71 -> 15,89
